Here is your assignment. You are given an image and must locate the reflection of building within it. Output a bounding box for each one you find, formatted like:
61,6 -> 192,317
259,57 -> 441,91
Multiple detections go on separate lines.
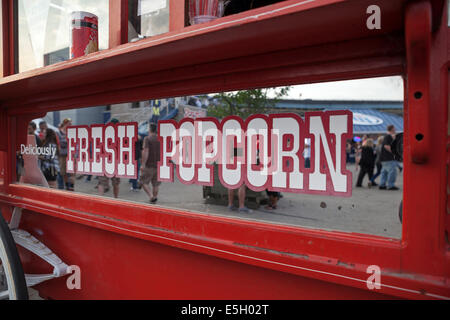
272,99 -> 403,115
108,97 -> 189,125
270,99 -> 403,134
43,47 -> 70,66
43,106 -> 107,127
107,101 -> 151,124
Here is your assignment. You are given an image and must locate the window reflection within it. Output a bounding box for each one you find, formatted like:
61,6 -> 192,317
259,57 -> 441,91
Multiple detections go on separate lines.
17,77 -> 404,239
18,0 -> 109,72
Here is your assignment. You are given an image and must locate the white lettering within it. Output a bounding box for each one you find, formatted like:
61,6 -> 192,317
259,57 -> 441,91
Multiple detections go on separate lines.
366,5 -> 381,30
117,124 -> 136,177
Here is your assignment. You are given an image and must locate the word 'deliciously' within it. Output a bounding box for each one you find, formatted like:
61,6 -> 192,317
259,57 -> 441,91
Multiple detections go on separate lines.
21,144 -> 57,158
66,123 -> 138,178
158,111 -> 353,197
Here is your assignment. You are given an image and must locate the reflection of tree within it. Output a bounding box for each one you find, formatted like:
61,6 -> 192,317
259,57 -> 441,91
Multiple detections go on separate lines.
208,87 -> 291,119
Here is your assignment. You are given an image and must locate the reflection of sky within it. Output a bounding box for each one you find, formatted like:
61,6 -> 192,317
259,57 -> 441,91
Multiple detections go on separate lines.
269,76 -> 404,101
19,0 -> 108,72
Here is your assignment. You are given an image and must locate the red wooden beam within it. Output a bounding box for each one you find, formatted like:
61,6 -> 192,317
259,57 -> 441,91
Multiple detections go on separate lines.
4,34 -> 405,114
109,0 -> 128,48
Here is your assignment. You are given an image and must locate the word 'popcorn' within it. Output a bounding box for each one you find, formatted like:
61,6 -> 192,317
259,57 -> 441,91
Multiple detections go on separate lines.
158,111 -> 353,197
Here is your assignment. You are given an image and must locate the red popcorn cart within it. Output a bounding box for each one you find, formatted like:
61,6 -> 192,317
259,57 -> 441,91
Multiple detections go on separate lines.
0,0 -> 449,300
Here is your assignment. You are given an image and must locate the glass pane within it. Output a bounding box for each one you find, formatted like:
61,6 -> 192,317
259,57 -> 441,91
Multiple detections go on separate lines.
128,0 -> 170,42
15,76 -> 404,239
18,0 -> 109,72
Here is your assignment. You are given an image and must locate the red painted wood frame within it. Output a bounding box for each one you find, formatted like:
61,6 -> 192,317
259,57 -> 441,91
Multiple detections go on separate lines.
0,0 -> 449,299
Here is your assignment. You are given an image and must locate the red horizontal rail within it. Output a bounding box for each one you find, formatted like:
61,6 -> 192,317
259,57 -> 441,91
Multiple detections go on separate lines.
1,184 -> 449,299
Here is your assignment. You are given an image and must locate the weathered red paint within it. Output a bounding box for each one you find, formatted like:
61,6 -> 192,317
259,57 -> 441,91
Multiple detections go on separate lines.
0,0 -> 449,299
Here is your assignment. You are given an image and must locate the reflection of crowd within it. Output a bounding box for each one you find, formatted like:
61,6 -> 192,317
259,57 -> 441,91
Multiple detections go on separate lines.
56,118 -> 75,191
27,119 -> 74,190
73,121 -> 161,202
25,119 -> 402,213
352,124 -> 402,190
27,118 -> 164,202
39,128 -> 60,188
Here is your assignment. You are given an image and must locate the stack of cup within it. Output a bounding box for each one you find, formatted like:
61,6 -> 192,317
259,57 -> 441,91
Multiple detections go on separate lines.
189,0 -> 226,25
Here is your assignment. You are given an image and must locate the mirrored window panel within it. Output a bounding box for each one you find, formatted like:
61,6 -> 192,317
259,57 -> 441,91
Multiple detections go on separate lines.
16,76 -> 404,238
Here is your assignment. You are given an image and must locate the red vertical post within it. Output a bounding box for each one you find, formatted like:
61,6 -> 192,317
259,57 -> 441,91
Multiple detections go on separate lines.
109,0 -> 128,48
403,0 -> 449,277
170,0 -> 186,32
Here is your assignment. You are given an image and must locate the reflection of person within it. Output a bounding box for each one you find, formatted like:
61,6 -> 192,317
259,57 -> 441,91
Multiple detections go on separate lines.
56,118 -> 75,191
303,138 -> 311,168
369,136 -> 384,186
150,104 -> 160,123
228,185 -> 252,213
265,191 -> 280,210
38,121 -> 48,141
227,145 -> 252,213
139,123 -> 161,203
98,176 -> 120,198
130,136 -> 143,191
354,141 -> 362,169
39,129 -> 60,188
98,118 -> 121,198
379,125 -> 399,190
356,139 -> 375,187
28,122 -> 42,147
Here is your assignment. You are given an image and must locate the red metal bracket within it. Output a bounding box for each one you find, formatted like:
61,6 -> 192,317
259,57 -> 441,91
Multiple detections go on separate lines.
405,0 -> 432,164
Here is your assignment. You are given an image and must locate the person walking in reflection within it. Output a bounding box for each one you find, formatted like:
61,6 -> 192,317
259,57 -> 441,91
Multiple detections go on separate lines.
228,185 -> 252,213
139,123 -> 161,204
98,118 -> 121,198
38,120 -> 48,142
356,138 -> 376,187
130,136 -> 143,191
56,118 -> 75,191
28,122 -> 42,147
378,125 -> 399,190
303,138 -> 311,169
39,129 -> 60,188
98,176 -> 120,198
227,146 -> 252,213
369,136 -> 384,186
